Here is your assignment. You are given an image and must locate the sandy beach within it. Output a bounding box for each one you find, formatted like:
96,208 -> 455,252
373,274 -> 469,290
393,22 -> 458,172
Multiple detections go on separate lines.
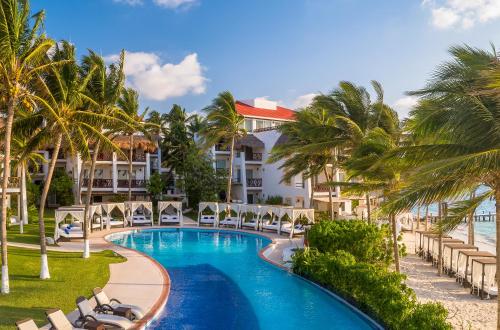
401,231 -> 497,330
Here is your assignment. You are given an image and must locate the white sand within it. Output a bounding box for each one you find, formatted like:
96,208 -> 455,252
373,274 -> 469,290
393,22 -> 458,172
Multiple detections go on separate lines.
401,231 -> 497,330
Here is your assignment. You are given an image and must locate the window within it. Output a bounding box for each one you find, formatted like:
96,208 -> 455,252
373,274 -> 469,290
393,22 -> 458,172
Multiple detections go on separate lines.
263,120 -> 272,128
245,119 -> 253,131
256,120 -> 264,130
284,197 -> 292,206
216,159 -> 226,170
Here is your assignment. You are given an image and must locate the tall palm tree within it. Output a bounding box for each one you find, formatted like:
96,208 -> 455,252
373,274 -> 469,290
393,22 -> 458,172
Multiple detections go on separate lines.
385,45 -> 500,326
80,50 -> 129,258
117,87 -> 147,201
202,91 -> 246,203
0,0 -> 57,294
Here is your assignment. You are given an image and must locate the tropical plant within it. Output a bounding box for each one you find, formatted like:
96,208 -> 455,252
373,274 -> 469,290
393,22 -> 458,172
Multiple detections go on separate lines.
201,91 -> 246,203
0,0 -> 60,293
146,172 -> 165,204
48,168 -> 74,206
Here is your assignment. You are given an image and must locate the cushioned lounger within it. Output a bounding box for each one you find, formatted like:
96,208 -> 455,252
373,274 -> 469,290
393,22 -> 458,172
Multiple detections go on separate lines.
15,319 -> 40,330
76,296 -> 134,329
46,309 -> 85,330
93,287 -> 145,320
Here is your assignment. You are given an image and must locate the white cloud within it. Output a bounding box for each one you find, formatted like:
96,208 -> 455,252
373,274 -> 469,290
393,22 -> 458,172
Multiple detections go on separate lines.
153,0 -> 197,9
392,96 -> 419,118
106,51 -> 207,101
292,93 -> 318,109
113,0 -> 197,9
423,0 -> 500,29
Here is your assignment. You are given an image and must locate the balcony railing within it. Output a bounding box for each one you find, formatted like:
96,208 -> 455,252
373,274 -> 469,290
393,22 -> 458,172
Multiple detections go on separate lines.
246,178 -> 262,187
246,153 -> 262,161
0,177 -> 20,189
117,152 -> 146,162
82,178 -> 113,188
314,183 -> 332,192
96,153 -> 113,161
117,179 -> 146,188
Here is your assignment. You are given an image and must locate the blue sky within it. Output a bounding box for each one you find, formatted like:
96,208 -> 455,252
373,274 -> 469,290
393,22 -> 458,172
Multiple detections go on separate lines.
32,0 -> 500,117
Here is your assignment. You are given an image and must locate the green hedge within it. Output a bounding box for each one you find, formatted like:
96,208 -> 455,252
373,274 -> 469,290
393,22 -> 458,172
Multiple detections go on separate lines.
307,220 -> 393,265
293,249 -> 450,330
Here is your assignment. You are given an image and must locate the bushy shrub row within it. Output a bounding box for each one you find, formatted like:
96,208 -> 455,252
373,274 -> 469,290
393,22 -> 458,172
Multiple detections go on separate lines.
307,220 -> 393,265
293,249 -> 451,329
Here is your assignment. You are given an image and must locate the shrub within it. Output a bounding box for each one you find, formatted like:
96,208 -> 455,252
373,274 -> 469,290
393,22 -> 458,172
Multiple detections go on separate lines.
264,195 -> 283,205
49,169 -> 74,206
292,249 -> 451,330
307,220 -> 393,265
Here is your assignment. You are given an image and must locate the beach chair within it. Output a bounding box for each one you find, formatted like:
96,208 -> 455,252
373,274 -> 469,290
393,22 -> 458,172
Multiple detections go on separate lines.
93,287 -> 145,320
45,309 -> 85,330
15,319 -> 39,330
75,296 -> 134,329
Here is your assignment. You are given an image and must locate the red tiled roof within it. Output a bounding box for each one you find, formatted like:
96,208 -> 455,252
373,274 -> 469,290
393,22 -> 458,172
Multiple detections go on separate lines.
236,101 -> 296,121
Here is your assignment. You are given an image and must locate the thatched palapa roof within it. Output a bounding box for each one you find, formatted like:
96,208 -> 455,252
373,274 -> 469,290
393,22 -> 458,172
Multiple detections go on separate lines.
112,135 -> 157,153
235,135 -> 265,149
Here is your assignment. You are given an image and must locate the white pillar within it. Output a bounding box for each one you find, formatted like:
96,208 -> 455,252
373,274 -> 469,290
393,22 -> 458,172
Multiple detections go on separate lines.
42,151 -> 49,179
241,152 -> 248,203
112,152 -> 117,193
145,153 -> 151,180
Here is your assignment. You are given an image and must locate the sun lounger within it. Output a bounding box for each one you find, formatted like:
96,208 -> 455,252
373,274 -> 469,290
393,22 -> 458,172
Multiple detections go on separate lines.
130,215 -> 151,226
93,287 -> 145,320
241,218 -> 259,230
281,223 -> 305,235
57,223 -> 84,239
107,218 -> 126,228
219,216 -> 238,228
15,319 -> 39,330
160,214 -> 180,225
262,221 -> 279,232
76,296 -> 134,329
45,309 -> 85,330
200,215 -> 216,225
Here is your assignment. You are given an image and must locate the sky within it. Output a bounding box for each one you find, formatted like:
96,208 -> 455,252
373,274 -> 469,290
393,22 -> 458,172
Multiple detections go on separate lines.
31,0 -> 500,118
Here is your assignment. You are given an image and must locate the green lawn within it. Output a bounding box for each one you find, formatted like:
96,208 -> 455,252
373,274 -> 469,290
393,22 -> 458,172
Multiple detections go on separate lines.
0,247 -> 125,330
7,209 -> 56,245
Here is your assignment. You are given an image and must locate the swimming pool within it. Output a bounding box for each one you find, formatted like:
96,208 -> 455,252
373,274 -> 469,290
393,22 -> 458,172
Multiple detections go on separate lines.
110,228 -> 380,329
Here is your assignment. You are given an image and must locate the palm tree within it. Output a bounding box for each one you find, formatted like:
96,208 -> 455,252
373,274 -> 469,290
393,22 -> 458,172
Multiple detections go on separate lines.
117,87 -> 147,201
202,92 -> 246,203
384,45 -> 500,326
0,0 -> 57,294
79,50 -> 129,258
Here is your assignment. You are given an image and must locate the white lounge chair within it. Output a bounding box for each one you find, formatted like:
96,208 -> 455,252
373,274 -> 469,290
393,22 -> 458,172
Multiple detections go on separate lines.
16,319 -> 40,330
93,287 -> 145,320
76,296 -> 134,329
160,214 -> 180,225
107,218 -> 126,228
281,223 -> 305,235
219,216 -> 238,228
262,219 -> 279,232
199,215 -> 216,225
45,309 -> 85,330
130,214 -> 151,226
241,215 -> 259,230
58,223 -> 84,239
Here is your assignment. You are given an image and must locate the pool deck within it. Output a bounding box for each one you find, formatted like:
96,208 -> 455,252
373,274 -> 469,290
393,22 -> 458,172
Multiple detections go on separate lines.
13,216 -> 303,328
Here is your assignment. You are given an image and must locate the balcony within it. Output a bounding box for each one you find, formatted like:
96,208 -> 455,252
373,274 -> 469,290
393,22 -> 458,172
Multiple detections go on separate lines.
246,178 -> 262,188
0,177 -> 20,189
117,179 -> 146,188
246,153 -> 262,162
117,152 -> 146,162
96,153 -> 113,161
82,178 -> 113,188
215,144 -> 230,152
314,183 -> 331,192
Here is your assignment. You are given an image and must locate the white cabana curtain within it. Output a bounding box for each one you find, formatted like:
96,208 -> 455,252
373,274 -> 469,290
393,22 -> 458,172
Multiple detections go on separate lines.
158,201 -> 183,225
99,203 -> 126,229
125,201 -> 154,226
198,202 -> 219,226
54,207 -> 85,240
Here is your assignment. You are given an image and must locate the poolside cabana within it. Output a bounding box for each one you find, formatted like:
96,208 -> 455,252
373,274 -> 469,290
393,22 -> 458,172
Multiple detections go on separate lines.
125,201 -> 153,226
456,250 -> 495,284
261,206 -> 285,233
280,208 -> 315,238
218,203 -> 242,228
158,201 -> 183,226
54,205 -> 102,240
100,203 -> 126,229
198,202 -> 218,227
430,237 -> 463,265
240,204 -> 261,230
443,243 -> 478,274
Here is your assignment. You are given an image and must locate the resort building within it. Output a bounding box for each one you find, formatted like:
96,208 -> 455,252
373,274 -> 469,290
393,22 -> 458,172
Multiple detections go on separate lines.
31,134 -> 169,205
209,98 -> 359,217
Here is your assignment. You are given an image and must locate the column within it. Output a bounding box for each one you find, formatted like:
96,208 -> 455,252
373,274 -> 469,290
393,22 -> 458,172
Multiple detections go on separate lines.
241,152 -> 247,203
146,153 -> 151,180
112,152 -> 117,193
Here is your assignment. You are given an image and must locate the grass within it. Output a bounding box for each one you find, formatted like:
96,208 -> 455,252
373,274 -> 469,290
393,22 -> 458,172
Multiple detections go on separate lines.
0,247 -> 125,330
7,209 -> 56,245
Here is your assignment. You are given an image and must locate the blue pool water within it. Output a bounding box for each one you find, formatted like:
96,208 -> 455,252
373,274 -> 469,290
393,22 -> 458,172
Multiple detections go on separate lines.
110,229 -> 379,330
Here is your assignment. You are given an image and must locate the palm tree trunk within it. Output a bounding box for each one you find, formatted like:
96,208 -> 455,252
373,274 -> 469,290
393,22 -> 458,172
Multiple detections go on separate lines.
83,140 -> 101,259
416,206 -> 421,230
390,213 -> 400,272
309,175 -> 315,208
437,202 -> 443,276
467,191 -> 475,245
37,133 -> 63,279
1,101 -> 15,294
128,134 -> 133,201
77,159 -> 86,204
324,168 -> 334,221
20,164 -> 28,226
366,193 -> 371,223
495,185 -> 500,330
226,137 -> 235,203
425,205 -> 429,231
